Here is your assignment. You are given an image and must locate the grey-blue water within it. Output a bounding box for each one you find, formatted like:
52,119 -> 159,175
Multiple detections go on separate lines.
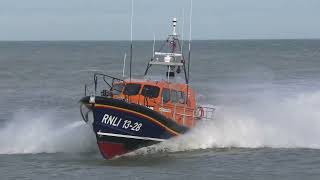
1,40 -> 320,179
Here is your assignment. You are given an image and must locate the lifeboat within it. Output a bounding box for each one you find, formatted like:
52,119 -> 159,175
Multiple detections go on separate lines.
80,18 -> 214,159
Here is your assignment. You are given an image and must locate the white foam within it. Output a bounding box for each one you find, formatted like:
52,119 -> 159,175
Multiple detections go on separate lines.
3,91 -> 320,156
0,110 -> 96,154
129,91 -> 320,156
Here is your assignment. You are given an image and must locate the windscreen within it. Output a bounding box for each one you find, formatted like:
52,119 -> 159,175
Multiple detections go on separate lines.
123,83 -> 141,96
141,85 -> 160,98
111,83 -> 124,95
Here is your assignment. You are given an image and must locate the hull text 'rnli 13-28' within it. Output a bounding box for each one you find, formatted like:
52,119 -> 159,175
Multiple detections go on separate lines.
80,18 -> 214,159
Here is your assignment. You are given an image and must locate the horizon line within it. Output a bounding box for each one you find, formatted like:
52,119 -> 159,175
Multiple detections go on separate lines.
0,38 -> 319,42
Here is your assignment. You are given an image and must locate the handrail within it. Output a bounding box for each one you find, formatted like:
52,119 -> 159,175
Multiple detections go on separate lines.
151,100 -> 195,125
93,73 -> 124,95
94,73 -> 124,82
84,73 -> 124,96
197,106 -> 215,121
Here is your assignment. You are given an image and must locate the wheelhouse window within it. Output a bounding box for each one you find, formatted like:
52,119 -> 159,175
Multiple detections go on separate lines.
162,88 -> 170,103
111,83 -> 124,95
178,91 -> 186,104
123,83 -> 141,96
141,85 -> 160,98
171,90 -> 178,103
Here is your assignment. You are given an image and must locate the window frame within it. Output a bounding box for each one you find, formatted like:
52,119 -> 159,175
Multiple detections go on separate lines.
162,88 -> 171,103
171,89 -> 178,103
111,83 -> 124,95
178,91 -> 186,104
141,85 -> 160,98
123,83 -> 142,96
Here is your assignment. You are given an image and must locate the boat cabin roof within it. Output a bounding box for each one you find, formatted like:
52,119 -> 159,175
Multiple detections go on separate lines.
122,79 -> 189,90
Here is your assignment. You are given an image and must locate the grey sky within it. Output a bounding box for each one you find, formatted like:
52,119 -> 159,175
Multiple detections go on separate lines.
0,0 -> 319,40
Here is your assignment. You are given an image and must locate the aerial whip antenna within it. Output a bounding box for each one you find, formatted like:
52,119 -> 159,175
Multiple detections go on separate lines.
122,52 -> 127,77
187,0 -> 193,83
181,8 -> 185,54
186,0 -> 193,104
129,0 -> 134,82
152,33 -> 156,59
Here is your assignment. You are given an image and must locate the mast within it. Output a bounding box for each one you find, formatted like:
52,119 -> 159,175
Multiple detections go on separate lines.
181,8 -> 185,54
152,34 -> 156,59
143,17 -> 188,84
186,0 -> 193,104
129,0 -> 134,82
122,52 -> 127,78
187,0 -> 193,83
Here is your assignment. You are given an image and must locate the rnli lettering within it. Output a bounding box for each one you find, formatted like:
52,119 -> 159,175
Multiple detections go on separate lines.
101,114 -> 122,127
101,113 -> 143,132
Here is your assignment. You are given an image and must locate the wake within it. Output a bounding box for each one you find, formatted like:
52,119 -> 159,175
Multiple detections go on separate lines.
129,91 -> 320,156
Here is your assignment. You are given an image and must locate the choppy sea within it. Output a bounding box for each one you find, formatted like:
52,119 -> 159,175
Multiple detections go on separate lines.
1,40 -> 320,180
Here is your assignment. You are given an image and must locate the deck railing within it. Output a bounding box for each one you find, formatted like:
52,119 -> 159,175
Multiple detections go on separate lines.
84,73 -> 123,96
154,101 -> 215,126
198,106 -> 215,121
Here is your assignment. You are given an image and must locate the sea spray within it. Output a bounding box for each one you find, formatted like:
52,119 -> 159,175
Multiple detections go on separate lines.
0,109 -> 96,154
128,91 -> 320,156
3,91 -> 320,156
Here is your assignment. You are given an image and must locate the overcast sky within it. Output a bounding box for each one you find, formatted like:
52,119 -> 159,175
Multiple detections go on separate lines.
0,0 -> 319,40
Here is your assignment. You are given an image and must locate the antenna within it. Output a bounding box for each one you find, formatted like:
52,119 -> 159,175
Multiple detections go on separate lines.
187,0 -> 193,83
181,8 -> 185,54
172,18 -> 177,36
186,0 -> 193,105
129,0 -> 134,82
122,52 -> 127,77
152,33 -> 156,59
